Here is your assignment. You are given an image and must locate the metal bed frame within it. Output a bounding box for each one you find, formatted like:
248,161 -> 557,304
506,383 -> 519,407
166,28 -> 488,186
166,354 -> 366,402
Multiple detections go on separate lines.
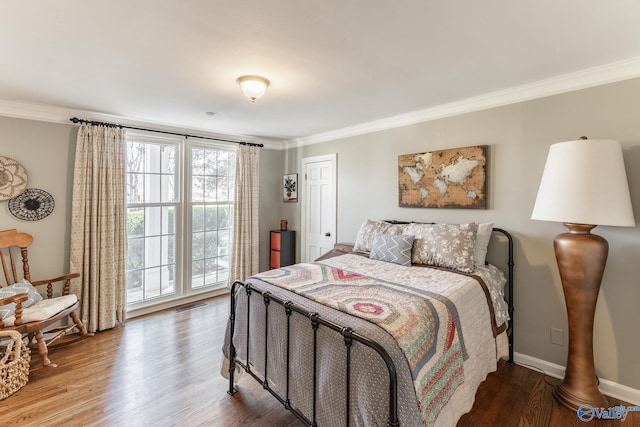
227,228 -> 514,427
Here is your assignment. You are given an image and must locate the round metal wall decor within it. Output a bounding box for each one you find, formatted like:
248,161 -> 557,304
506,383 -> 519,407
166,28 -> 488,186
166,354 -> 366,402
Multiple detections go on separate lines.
0,155 -> 29,200
8,188 -> 55,221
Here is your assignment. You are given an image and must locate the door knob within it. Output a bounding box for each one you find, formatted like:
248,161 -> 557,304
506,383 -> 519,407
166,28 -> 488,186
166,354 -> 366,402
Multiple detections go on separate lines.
325,232 -> 331,237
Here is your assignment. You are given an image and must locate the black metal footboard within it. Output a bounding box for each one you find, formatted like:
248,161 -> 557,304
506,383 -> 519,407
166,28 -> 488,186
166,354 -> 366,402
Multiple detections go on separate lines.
227,280 -> 400,427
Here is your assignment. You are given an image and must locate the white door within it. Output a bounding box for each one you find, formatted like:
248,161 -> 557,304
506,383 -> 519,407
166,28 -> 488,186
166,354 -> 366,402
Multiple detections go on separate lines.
301,154 -> 337,262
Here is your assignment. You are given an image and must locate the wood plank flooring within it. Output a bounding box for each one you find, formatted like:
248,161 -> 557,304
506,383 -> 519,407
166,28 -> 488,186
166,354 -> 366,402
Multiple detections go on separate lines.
1,295 -> 637,426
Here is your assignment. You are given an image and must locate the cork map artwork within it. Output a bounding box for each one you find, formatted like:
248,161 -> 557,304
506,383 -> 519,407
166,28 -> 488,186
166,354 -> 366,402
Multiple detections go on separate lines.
398,145 -> 487,209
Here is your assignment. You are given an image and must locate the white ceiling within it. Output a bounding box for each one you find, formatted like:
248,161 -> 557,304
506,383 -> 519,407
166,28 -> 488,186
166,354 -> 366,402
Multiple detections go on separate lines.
2,1 -> 640,143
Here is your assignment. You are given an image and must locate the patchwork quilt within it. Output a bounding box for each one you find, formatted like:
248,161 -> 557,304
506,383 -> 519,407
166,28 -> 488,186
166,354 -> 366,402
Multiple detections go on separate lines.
253,262 -> 469,425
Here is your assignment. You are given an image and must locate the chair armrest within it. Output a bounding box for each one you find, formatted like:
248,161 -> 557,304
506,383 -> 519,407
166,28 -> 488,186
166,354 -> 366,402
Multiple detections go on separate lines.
0,293 -> 28,327
30,273 -> 80,298
30,273 -> 80,287
0,292 -> 29,306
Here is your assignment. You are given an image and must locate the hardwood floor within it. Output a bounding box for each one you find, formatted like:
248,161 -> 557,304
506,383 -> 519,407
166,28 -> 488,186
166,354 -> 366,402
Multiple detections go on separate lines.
1,295 -> 637,426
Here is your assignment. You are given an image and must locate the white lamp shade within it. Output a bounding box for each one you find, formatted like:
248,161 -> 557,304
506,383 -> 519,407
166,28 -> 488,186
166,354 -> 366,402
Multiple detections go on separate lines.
237,75 -> 270,102
531,139 -> 635,227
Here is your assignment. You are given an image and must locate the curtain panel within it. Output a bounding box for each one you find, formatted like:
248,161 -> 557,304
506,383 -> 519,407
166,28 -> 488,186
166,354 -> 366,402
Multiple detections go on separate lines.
230,145 -> 260,285
70,125 -> 127,332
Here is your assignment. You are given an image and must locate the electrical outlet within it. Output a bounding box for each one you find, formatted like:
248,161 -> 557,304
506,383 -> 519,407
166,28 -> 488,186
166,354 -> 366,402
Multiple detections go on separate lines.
551,328 -> 564,346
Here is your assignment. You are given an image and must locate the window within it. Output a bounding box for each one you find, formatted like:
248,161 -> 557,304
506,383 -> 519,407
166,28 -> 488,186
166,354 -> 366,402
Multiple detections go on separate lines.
190,146 -> 235,289
125,134 -> 235,309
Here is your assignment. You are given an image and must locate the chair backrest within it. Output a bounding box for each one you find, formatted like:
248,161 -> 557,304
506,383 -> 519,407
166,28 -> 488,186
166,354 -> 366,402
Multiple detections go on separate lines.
0,229 -> 34,287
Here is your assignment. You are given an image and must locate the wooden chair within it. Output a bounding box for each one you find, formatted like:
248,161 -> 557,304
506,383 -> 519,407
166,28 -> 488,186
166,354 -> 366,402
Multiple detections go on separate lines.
0,229 -> 92,372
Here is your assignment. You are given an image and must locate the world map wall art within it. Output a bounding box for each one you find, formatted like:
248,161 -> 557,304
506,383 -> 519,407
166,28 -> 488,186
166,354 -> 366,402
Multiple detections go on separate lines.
398,145 -> 487,209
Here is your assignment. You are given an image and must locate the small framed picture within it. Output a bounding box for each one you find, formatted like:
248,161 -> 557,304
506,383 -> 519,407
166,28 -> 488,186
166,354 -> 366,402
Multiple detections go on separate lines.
283,173 -> 298,202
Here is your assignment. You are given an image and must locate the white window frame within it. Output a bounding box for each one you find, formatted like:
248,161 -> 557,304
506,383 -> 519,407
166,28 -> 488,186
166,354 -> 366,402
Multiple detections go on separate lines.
125,132 -> 235,316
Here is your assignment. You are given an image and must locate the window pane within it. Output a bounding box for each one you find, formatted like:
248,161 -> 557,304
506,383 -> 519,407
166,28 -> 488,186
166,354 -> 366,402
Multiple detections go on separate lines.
217,151 -> 230,177
217,177 -> 229,201
144,267 -> 161,299
162,264 -> 176,295
127,173 -> 144,203
205,150 -> 217,174
205,206 -> 217,230
145,207 -> 161,236
161,145 -> 175,174
204,176 -> 217,201
192,232 -> 204,260
205,258 -> 218,285
192,176 -> 204,201
218,205 -> 232,229
127,208 -> 144,237
192,148 -> 205,175
145,174 -> 161,203
127,142 -> 146,173
161,234 -> 174,265
146,236 -> 161,267
218,230 -> 231,257
192,205 -> 204,232
218,255 -> 230,284
161,175 -> 175,202
204,231 -> 218,258
192,260 -> 204,288
228,178 -> 235,201
127,237 -> 144,270
147,144 -> 161,174
162,206 -> 175,234
127,270 -> 143,303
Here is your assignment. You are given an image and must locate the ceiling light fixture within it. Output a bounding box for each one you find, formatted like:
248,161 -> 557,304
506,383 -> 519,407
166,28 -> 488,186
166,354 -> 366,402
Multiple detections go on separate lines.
236,75 -> 270,103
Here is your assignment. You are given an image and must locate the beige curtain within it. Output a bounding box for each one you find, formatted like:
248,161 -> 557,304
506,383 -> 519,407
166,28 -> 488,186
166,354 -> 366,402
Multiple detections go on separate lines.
229,144 -> 260,285
69,125 -> 126,332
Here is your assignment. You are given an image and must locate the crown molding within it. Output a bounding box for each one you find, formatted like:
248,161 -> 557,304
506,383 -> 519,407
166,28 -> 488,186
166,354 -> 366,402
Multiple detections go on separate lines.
0,99 -> 283,150
288,56 -> 640,148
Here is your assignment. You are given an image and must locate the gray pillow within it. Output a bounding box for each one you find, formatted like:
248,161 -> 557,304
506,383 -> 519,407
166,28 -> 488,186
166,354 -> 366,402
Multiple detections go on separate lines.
0,278 -> 43,320
404,223 -> 478,272
369,234 -> 415,267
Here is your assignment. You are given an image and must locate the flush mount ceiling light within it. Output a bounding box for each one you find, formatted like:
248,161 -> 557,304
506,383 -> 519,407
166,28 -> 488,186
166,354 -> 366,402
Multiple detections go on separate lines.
236,75 -> 270,102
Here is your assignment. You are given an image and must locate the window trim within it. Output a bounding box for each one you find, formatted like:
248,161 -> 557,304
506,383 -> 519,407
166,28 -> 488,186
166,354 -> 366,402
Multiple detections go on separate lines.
124,131 -> 237,313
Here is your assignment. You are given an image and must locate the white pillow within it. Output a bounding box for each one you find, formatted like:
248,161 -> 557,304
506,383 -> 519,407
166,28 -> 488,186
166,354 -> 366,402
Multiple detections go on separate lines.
474,223 -> 494,267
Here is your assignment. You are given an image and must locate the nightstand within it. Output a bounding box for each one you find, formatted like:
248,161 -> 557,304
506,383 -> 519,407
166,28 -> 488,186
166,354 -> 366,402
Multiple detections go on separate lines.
270,230 -> 295,268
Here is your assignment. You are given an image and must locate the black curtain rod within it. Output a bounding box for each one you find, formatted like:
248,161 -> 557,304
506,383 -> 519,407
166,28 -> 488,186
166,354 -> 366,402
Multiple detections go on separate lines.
69,117 -> 264,148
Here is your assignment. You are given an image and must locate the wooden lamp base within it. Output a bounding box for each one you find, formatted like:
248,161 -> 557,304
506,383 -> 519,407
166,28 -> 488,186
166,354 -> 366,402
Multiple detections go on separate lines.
553,223 -> 608,411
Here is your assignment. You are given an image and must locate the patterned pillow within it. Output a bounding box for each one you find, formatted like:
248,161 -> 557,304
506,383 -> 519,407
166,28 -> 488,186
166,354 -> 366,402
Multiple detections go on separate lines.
404,223 -> 478,272
370,234 -> 415,267
353,220 -> 391,253
0,279 -> 43,320
474,223 -> 494,267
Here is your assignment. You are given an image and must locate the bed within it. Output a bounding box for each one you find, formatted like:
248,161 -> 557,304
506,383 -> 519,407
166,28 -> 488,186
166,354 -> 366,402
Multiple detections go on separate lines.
223,221 -> 514,426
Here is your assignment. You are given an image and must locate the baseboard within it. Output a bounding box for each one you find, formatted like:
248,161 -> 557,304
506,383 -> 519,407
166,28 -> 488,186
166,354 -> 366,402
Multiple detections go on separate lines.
126,288 -> 229,319
514,352 -> 640,406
